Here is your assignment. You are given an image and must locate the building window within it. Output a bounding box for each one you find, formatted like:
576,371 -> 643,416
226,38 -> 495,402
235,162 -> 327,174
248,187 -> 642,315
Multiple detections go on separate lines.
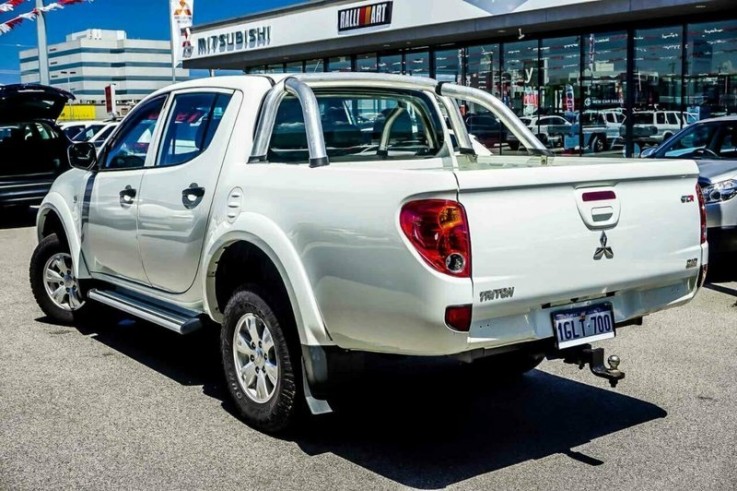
305,59 -> 324,73
356,53 -> 377,72
405,49 -> 429,77
328,56 -> 352,72
686,20 -> 737,120
265,64 -> 285,73
378,54 -> 402,74
582,31 -> 627,157
434,48 -> 462,84
540,36 -> 582,154
467,44 -> 500,96
285,61 -> 304,73
502,40 -> 540,152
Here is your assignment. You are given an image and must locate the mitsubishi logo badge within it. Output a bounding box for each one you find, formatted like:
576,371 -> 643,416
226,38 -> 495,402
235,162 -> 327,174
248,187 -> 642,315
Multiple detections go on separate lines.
594,231 -> 614,260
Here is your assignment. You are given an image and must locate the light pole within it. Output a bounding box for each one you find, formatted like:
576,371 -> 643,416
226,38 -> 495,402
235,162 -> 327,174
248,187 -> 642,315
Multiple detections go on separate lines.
53,70 -> 77,120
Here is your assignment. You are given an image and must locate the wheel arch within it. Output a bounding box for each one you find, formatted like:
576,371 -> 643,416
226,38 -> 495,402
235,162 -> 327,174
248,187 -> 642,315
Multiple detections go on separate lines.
36,195 -> 90,279
202,219 -> 333,348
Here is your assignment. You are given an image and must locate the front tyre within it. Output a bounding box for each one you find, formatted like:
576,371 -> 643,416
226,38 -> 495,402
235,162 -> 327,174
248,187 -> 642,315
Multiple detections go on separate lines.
29,233 -> 90,324
221,287 -> 300,433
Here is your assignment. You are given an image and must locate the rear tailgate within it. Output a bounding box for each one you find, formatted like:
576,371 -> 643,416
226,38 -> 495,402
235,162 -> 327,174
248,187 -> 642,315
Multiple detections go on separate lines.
456,156 -> 703,324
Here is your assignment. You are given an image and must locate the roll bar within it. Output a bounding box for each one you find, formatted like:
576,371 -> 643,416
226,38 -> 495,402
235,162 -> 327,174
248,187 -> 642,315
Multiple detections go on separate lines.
248,74 -> 550,167
249,77 -> 329,168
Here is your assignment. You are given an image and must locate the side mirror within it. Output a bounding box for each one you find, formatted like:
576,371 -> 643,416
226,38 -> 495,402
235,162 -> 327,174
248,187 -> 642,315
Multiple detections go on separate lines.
68,142 -> 98,170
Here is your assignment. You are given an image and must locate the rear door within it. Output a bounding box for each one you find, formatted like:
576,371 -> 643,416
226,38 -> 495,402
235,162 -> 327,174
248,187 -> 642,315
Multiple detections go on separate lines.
136,89 -> 237,293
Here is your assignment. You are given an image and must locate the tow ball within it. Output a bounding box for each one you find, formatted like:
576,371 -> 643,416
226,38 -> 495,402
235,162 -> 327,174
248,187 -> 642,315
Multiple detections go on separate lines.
554,344 -> 625,388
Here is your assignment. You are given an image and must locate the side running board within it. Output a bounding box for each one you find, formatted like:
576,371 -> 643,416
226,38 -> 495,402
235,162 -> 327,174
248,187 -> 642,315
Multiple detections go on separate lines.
87,288 -> 205,335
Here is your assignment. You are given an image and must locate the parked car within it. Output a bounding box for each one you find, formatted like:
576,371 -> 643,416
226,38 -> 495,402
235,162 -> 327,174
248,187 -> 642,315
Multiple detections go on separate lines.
623,110 -> 684,145
86,121 -> 119,150
59,120 -> 104,141
516,115 -> 571,149
464,113 -> 507,149
0,84 -> 74,206
642,115 -> 737,261
30,74 -> 706,433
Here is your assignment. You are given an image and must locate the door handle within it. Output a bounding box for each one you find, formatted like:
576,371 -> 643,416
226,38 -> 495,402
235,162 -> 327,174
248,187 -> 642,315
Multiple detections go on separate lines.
182,183 -> 205,209
119,185 -> 137,206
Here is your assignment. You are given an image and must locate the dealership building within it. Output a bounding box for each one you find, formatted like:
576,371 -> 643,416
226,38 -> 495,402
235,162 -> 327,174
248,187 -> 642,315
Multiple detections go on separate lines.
184,0 -> 736,155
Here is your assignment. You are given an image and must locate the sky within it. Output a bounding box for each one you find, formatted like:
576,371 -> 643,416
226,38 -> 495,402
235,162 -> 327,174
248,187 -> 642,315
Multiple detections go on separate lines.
0,0 -> 302,84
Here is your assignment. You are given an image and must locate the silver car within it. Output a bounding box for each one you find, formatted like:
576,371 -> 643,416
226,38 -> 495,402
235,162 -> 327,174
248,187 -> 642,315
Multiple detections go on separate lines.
643,116 -> 737,261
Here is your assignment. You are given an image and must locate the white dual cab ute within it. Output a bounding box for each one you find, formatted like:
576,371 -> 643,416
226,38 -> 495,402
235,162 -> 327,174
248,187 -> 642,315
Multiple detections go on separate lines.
30,73 -> 708,432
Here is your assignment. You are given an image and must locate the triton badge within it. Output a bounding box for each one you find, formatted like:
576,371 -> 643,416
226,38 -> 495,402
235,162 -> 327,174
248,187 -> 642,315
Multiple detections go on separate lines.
594,231 -> 614,260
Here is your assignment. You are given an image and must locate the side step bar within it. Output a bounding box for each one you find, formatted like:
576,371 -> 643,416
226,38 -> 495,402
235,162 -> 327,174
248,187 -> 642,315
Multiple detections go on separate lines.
87,288 -> 205,335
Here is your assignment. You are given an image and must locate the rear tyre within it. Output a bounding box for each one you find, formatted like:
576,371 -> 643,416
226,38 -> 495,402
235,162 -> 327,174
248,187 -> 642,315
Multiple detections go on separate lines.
221,286 -> 301,433
507,142 -> 520,151
29,233 -> 91,324
471,351 -> 545,378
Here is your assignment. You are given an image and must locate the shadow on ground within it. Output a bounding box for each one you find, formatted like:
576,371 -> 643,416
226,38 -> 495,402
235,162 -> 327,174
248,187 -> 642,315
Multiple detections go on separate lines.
0,205 -> 36,230
41,312 -> 667,489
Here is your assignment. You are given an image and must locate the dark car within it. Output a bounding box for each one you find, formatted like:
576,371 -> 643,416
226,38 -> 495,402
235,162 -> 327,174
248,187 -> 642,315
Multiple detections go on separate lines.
0,84 -> 74,206
464,113 -> 508,149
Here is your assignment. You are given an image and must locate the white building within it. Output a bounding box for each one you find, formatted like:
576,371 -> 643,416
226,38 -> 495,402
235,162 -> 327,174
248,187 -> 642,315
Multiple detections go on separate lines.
20,29 -> 188,107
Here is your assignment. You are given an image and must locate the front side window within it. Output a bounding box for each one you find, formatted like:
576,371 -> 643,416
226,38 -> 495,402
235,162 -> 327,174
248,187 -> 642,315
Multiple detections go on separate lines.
103,96 -> 166,170
267,90 -> 444,163
156,92 -> 232,167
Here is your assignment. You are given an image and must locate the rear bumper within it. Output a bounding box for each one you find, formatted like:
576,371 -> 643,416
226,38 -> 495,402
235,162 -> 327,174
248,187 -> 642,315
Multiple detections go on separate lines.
327,273 -> 700,358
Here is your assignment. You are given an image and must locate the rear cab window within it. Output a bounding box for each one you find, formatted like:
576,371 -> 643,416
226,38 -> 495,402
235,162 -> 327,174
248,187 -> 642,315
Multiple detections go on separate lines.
267,89 -> 445,164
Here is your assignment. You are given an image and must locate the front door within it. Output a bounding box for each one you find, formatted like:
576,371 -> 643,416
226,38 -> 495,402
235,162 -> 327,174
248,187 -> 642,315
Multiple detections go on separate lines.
82,95 -> 167,284
137,90 -> 237,293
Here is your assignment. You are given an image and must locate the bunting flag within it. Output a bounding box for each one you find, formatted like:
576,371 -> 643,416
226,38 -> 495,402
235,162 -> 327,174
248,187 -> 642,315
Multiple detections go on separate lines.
0,0 -> 27,13
0,0 -> 90,36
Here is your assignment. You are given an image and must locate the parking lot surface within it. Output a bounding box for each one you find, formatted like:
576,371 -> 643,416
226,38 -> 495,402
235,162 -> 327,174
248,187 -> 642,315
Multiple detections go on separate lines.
1,208 -> 736,490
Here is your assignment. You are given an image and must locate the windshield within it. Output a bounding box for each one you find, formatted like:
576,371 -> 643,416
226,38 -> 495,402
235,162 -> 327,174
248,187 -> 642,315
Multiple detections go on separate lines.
654,121 -> 737,159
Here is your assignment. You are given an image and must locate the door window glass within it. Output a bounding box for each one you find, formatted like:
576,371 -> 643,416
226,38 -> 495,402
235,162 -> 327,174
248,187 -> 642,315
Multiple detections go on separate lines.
103,96 -> 166,170
157,92 -> 233,167
656,113 -> 666,124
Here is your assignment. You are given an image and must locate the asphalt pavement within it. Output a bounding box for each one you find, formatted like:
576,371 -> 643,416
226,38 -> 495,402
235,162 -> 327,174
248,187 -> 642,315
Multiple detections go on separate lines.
1,206 -> 736,490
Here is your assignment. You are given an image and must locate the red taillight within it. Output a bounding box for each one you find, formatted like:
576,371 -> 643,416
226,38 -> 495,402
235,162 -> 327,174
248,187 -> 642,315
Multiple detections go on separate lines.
696,183 -> 707,244
445,305 -> 472,332
400,199 -> 471,278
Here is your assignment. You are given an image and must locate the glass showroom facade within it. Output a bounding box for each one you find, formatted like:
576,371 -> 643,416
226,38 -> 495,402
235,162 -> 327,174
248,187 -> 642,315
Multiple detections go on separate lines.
245,18 -> 737,157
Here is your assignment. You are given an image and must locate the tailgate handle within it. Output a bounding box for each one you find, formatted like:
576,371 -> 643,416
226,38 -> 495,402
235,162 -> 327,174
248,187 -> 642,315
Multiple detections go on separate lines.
576,187 -> 620,229
591,206 -> 614,222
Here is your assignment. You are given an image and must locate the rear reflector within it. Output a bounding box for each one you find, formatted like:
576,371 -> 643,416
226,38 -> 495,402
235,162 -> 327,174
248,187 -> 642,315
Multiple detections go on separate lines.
582,190 -> 616,202
445,305 -> 472,332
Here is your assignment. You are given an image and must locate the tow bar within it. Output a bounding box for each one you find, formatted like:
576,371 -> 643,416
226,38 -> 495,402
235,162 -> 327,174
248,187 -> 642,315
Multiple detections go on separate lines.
551,344 -> 625,387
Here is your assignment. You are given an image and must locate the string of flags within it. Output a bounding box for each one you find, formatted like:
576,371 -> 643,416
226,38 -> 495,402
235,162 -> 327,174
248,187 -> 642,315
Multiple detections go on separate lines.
0,0 -> 89,36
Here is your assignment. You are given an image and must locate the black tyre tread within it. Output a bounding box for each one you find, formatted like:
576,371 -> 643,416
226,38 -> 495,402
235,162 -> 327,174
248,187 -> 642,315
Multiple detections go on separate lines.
221,285 -> 301,433
29,233 -> 90,324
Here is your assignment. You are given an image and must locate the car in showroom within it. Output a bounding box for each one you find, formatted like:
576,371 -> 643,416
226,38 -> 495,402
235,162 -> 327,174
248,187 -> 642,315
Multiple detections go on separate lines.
0,84 -> 75,206
642,115 -> 737,262
624,110 -> 685,146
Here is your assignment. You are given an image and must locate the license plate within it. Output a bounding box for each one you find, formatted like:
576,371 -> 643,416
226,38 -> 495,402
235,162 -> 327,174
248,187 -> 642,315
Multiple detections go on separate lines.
552,303 -> 615,349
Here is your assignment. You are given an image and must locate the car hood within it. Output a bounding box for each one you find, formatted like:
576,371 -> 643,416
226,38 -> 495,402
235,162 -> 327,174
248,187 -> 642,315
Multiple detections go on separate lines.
696,159 -> 737,183
0,84 -> 74,122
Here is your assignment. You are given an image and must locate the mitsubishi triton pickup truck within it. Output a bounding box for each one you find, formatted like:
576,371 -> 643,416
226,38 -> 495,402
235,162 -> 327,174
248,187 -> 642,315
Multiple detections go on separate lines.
29,74 -> 708,433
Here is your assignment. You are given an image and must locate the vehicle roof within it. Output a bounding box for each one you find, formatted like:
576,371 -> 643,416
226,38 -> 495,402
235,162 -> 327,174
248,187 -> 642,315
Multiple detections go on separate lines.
693,115 -> 737,124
